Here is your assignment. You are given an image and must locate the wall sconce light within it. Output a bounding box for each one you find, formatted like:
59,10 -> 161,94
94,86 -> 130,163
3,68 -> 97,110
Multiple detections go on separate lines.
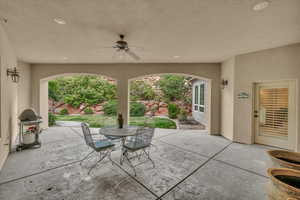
221,79 -> 228,89
7,67 -> 20,83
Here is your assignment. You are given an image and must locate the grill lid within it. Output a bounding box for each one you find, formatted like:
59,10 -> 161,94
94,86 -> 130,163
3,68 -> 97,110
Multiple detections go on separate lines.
19,108 -> 41,121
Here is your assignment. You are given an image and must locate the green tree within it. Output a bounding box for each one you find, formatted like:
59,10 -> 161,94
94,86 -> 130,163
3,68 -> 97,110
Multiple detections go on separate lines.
130,80 -> 156,101
48,75 -> 117,108
48,80 -> 60,101
157,75 -> 189,101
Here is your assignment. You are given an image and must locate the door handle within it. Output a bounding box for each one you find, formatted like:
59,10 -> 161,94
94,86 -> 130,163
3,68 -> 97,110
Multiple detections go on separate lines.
254,110 -> 259,118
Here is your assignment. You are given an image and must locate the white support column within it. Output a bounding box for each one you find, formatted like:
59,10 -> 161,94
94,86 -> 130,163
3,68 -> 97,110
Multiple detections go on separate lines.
39,80 -> 49,128
117,78 -> 129,124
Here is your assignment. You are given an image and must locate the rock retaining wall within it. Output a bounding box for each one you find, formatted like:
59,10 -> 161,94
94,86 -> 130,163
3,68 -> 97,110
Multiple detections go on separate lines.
49,99 -> 192,116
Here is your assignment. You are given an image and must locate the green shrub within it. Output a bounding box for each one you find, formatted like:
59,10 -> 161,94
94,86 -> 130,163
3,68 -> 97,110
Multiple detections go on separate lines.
59,108 -> 69,115
150,104 -> 158,116
168,103 -> 180,119
178,109 -> 188,121
153,118 -> 176,129
129,117 -> 176,129
130,102 -> 146,117
84,107 -> 94,114
103,100 -> 117,116
48,113 -> 56,126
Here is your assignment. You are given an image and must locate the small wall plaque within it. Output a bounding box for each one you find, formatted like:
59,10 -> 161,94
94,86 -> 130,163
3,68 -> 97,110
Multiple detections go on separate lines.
237,92 -> 249,99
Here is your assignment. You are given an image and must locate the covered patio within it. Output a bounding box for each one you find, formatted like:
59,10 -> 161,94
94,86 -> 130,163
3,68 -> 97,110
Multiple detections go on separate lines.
0,127 -> 272,199
0,0 -> 300,199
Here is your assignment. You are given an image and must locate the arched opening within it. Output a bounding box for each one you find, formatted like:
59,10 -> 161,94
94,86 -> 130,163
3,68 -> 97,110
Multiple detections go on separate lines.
128,73 -> 211,131
40,73 -> 118,128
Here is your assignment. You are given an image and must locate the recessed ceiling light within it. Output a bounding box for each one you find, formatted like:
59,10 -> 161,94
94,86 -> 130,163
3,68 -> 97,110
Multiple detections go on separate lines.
253,1 -> 270,11
62,57 -> 68,60
54,18 -> 66,25
173,56 -> 180,59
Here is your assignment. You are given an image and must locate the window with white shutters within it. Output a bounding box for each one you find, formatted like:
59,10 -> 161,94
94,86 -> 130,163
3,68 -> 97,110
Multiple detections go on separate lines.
259,88 -> 288,137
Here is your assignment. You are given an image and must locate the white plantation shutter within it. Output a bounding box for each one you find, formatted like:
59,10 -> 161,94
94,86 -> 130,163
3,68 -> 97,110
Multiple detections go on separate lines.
259,88 -> 289,137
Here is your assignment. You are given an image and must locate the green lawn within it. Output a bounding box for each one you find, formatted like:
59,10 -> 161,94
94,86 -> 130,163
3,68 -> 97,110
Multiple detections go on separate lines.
54,114 -> 176,129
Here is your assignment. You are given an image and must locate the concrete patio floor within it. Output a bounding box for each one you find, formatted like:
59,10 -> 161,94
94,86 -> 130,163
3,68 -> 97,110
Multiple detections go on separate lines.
0,127 -> 274,200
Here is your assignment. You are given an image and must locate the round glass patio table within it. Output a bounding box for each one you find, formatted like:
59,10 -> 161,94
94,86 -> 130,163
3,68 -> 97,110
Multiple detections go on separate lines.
99,125 -> 139,137
99,125 -> 139,164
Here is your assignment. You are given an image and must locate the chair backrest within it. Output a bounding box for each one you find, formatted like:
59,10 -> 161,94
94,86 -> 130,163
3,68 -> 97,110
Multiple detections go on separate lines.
81,123 -> 95,148
134,127 -> 155,147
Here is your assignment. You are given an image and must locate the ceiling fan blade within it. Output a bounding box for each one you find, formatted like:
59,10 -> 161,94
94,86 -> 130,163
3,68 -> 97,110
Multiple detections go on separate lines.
126,49 -> 140,61
97,45 -> 122,50
98,46 -> 114,49
129,46 -> 145,51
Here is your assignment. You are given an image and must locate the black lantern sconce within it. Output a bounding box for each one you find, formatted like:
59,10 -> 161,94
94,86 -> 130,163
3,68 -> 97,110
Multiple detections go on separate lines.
7,67 -> 20,83
221,79 -> 228,89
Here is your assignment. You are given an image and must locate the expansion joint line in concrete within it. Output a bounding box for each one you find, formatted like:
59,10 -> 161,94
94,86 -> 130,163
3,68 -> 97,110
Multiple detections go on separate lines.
213,159 -> 269,179
156,142 -> 234,200
0,160 -> 81,186
157,139 -> 211,158
111,160 -> 160,199
158,139 -> 269,179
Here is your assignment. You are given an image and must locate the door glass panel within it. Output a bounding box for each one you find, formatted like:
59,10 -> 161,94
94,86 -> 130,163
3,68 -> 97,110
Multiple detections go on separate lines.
194,86 -> 199,104
200,84 -> 204,106
259,87 -> 288,138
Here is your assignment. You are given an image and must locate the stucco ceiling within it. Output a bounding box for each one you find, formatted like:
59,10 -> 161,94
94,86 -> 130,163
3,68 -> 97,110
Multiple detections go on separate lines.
0,0 -> 300,63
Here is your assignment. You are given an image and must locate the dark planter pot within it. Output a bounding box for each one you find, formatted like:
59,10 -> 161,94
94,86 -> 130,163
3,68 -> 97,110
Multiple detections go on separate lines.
267,168 -> 300,200
268,150 -> 300,170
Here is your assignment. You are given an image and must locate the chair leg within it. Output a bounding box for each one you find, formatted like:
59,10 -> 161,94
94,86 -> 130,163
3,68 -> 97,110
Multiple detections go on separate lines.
123,151 -> 137,176
87,151 -> 109,175
108,150 -> 114,166
80,150 -> 95,166
143,148 -> 155,168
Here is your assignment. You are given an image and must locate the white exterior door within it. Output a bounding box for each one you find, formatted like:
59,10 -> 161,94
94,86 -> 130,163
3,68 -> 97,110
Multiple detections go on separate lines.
192,80 -> 207,125
254,81 -> 296,150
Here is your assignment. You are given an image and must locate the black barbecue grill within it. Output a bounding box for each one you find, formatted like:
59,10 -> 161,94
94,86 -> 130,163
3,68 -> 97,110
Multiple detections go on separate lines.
17,109 -> 42,151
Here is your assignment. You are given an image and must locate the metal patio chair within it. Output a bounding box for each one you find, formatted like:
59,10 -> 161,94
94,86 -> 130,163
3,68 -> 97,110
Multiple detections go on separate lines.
80,123 -> 115,175
121,127 -> 155,176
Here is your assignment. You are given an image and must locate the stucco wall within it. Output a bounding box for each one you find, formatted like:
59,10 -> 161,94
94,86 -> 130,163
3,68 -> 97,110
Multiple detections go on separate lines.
31,63 -> 221,134
0,25 -> 18,169
232,43 -> 300,151
221,57 -> 235,141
